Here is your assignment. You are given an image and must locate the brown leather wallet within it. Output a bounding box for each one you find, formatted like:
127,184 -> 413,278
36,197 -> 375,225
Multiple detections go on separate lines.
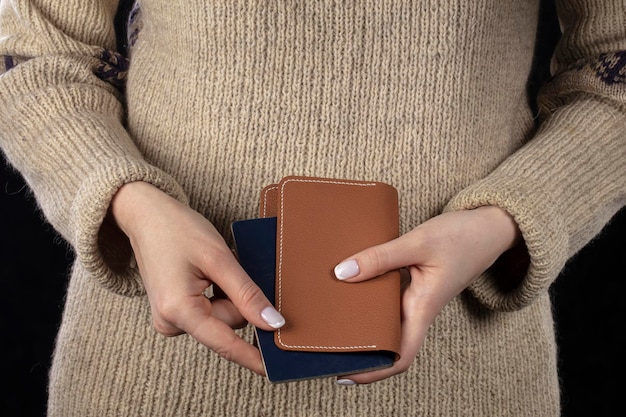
260,176 -> 401,358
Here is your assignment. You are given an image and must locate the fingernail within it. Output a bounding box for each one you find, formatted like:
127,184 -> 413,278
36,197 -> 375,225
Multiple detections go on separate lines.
336,379 -> 357,386
334,259 -> 360,280
261,306 -> 285,329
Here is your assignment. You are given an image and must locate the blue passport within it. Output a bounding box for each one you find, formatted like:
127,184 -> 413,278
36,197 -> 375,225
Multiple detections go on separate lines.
231,217 -> 395,383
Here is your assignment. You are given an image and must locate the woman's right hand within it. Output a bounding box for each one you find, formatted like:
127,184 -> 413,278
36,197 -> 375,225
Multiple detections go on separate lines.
110,181 -> 285,375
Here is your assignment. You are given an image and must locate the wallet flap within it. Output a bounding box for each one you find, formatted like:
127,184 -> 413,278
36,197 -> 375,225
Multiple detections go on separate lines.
273,176 -> 401,356
260,183 -> 279,218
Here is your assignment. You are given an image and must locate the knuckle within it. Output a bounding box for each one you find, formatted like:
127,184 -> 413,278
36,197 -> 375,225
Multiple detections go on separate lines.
235,279 -> 264,308
364,246 -> 389,276
151,316 -> 179,336
154,297 -> 181,324
215,346 -> 234,362
199,243 -> 231,269
212,335 -> 238,362
396,357 -> 414,374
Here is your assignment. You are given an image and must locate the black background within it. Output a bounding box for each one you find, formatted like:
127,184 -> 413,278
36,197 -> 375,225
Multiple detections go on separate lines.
1,0 -> 624,416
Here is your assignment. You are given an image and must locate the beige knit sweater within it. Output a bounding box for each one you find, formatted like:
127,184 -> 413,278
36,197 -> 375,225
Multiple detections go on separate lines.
1,0 -> 625,416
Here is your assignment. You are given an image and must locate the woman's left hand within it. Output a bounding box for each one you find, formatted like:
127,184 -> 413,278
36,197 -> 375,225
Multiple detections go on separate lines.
333,206 -> 521,384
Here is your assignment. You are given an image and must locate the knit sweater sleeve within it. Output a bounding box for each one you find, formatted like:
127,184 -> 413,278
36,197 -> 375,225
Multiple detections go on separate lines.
444,0 -> 626,311
0,0 -> 187,296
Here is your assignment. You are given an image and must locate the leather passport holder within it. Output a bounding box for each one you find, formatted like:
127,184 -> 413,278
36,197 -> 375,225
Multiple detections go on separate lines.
259,176 -> 402,358
231,217 -> 395,383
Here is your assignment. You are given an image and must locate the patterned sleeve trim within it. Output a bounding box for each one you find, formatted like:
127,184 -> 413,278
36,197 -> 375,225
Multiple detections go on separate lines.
127,0 -> 143,52
1,0 -> 140,92
94,49 -> 130,93
560,50 -> 626,86
594,51 -> 626,86
0,55 -> 29,75
1,49 -> 129,95
539,50 -> 626,117
92,0 -> 140,93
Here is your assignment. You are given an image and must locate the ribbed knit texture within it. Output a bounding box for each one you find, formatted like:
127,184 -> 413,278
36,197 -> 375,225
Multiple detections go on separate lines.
1,0 -> 625,415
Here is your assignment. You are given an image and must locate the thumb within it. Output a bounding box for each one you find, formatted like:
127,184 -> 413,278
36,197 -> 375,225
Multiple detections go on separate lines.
333,232 -> 419,282
209,255 -> 286,331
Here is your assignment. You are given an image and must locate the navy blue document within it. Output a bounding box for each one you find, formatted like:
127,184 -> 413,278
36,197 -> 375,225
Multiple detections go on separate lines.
231,217 -> 395,383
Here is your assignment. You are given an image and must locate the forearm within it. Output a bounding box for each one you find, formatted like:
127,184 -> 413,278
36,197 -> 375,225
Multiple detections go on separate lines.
444,0 -> 626,311
0,1 -> 188,294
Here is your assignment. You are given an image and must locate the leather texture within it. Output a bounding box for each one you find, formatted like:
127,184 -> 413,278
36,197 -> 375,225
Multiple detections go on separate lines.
260,176 -> 402,357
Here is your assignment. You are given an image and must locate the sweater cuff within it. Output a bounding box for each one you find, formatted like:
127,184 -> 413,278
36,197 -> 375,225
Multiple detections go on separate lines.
444,178 -> 569,311
71,156 -> 188,296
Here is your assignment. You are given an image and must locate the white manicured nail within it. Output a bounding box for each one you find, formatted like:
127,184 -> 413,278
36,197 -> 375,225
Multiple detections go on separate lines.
334,259 -> 360,280
336,379 -> 357,386
261,306 -> 285,329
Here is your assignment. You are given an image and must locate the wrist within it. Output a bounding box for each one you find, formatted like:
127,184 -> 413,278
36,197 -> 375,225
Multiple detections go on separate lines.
474,206 -> 522,252
110,181 -> 158,236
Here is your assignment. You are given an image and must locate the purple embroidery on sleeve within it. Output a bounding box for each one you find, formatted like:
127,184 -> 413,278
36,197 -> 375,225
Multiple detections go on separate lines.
3,55 -> 15,71
594,51 -> 626,85
94,49 -> 130,91
1,55 -> 28,75
127,1 -> 142,51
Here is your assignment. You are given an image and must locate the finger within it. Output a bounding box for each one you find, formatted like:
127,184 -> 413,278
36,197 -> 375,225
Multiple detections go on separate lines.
178,298 -> 266,375
337,284 -> 428,384
201,248 -> 285,332
334,230 -> 423,282
196,317 -> 265,375
210,298 -> 248,329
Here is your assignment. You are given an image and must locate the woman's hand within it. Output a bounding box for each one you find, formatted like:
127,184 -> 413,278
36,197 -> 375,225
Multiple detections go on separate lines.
111,181 -> 285,375
333,206 -> 521,384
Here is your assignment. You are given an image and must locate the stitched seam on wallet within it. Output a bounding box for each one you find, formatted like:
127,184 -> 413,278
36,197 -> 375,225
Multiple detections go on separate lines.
277,178 -> 378,350
262,185 -> 278,217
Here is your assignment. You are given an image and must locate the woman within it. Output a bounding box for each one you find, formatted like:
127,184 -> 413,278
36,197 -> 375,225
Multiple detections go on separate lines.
1,0 -> 624,415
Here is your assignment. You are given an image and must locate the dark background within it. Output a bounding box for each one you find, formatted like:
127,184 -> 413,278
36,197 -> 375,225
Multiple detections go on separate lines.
1,0 -> 624,416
